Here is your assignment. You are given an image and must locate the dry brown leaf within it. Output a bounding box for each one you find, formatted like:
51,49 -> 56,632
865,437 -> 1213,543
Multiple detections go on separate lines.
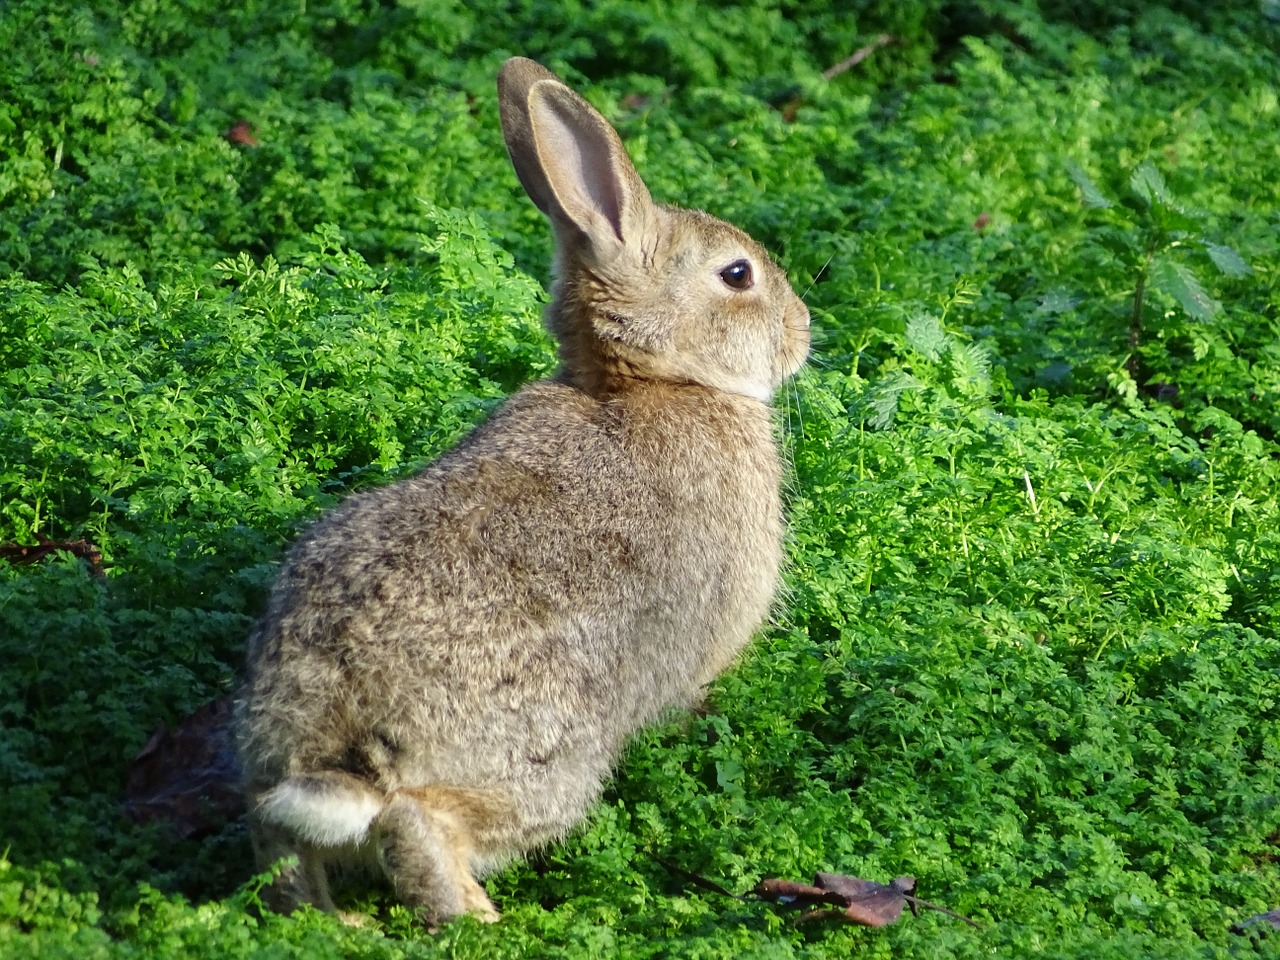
124,694 -> 244,838
754,873 -> 916,927
226,120 -> 260,147
1231,908 -> 1280,935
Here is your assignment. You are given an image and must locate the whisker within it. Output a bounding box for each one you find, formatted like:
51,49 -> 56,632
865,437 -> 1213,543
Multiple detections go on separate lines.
802,252 -> 836,302
804,353 -> 832,371
807,321 -> 835,343
788,376 -> 804,443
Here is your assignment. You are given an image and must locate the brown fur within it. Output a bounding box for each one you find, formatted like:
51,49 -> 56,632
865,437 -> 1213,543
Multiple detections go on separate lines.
235,56 -> 809,925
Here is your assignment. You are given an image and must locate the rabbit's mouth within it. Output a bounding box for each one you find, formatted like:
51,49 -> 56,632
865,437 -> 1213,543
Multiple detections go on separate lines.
774,300 -> 812,383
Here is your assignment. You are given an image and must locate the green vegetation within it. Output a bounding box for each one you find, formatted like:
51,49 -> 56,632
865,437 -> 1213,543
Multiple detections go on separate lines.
2,1 -> 1278,956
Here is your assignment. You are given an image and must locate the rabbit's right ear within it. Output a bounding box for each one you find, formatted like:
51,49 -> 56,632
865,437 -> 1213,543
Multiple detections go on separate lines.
499,58 -> 655,257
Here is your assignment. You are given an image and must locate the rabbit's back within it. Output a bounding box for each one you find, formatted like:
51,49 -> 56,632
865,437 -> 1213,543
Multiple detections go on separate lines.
238,378 -> 781,852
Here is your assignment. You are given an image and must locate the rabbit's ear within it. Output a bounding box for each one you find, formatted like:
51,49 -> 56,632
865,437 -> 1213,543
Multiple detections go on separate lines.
499,58 -> 654,255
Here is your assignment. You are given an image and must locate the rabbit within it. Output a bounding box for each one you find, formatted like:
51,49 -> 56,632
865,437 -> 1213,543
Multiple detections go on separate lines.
234,55 -> 810,926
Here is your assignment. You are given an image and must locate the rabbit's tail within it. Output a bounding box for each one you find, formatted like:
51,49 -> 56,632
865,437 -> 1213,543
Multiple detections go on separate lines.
257,772 -> 385,848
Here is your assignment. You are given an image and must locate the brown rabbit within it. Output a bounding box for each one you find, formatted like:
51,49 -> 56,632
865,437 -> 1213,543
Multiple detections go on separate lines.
235,56 -> 810,925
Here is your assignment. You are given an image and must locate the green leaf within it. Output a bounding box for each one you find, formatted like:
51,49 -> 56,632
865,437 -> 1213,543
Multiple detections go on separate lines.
865,371 -> 925,430
1202,241 -> 1251,277
949,340 -> 993,397
1129,161 -> 1171,207
1066,160 -> 1112,208
906,314 -> 949,362
1149,257 -> 1218,322
1035,290 -> 1081,316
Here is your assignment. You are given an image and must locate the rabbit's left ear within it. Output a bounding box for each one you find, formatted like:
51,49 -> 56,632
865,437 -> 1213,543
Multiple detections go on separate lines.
499,57 -> 655,255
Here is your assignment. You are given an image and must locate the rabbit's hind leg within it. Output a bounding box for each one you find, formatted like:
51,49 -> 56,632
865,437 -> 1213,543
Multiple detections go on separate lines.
374,790 -> 500,925
248,805 -> 338,914
249,770 -> 386,915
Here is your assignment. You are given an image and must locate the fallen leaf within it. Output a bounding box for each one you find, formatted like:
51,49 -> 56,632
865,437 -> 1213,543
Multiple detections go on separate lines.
226,120 -> 260,147
754,877 -> 843,906
754,873 -> 915,927
656,858 -> 985,930
754,870 -> 983,929
1231,908 -> 1280,935
124,695 -> 244,838
821,872 -> 915,926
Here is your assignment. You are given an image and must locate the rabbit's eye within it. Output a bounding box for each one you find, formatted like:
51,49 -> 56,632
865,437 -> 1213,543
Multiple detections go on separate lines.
719,260 -> 754,291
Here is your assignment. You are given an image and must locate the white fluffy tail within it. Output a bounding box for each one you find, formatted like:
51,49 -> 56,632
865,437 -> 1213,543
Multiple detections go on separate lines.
258,775 -> 385,848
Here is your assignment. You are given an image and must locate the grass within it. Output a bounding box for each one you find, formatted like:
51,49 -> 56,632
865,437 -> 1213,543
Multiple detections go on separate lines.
2,0 -> 1278,956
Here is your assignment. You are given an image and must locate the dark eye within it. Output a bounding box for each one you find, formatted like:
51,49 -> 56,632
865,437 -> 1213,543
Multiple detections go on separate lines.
719,259 -> 754,291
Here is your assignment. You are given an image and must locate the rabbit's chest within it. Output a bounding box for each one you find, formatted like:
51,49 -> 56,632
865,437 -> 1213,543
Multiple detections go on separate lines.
621,440 -> 783,690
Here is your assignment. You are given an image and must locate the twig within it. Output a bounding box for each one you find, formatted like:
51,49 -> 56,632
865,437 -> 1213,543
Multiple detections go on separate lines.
0,539 -> 103,575
899,893 -> 986,930
651,856 -> 750,901
822,35 -> 896,81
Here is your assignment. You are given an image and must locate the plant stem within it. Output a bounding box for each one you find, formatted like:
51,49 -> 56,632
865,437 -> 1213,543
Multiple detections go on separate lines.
1128,249 -> 1153,376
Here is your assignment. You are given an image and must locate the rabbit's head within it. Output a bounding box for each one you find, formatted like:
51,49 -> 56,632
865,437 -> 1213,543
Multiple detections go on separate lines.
499,58 -> 810,403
